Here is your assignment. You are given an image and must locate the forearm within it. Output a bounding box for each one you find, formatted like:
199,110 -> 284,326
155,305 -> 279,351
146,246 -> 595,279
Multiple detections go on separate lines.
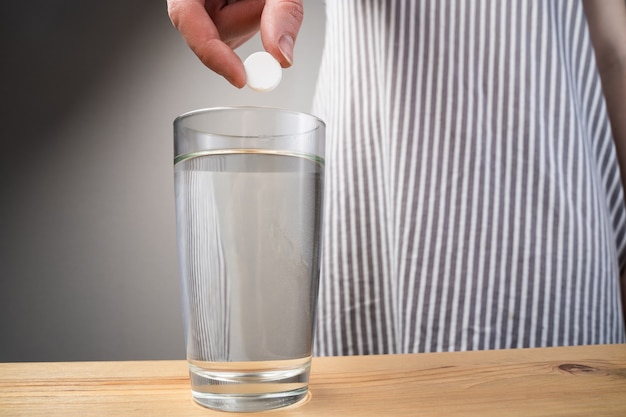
602,64 -> 626,319
598,55 -> 626,197
584,0 -> 626,183
583,0 -> 626,321
622,272 -> 626,322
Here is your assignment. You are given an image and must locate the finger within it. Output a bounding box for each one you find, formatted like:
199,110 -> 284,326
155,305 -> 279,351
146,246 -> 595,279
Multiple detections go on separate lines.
260,0 -> 304,67
167,0 -> 246,87
206,0 -> 265,49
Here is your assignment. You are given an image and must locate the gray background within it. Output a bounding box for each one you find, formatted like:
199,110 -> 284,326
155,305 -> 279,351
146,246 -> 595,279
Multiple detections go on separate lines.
0,1 -> 325,362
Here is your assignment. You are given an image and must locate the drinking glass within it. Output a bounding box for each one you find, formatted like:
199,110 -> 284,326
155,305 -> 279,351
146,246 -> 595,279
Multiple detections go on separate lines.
173,107 -> 325,412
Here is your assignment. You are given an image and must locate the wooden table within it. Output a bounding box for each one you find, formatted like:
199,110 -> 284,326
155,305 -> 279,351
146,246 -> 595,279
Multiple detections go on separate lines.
1,344 -> 625,416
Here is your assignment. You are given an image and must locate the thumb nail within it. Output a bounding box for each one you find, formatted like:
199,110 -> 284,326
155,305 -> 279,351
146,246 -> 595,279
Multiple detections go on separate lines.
278,34 -> 294,66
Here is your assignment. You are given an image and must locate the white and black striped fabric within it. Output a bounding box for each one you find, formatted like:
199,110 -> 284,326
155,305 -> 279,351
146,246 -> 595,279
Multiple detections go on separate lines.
311,0 -> 626,356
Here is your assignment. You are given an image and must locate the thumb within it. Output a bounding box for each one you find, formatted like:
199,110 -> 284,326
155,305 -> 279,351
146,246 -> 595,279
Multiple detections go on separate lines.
260,0 -> 304,67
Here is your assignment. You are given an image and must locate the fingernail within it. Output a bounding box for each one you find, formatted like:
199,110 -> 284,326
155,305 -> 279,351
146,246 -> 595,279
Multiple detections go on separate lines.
278,35 -> 294,66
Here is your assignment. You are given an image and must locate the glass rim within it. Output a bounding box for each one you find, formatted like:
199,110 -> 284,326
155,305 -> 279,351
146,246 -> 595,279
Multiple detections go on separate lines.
174,106 -> 326,138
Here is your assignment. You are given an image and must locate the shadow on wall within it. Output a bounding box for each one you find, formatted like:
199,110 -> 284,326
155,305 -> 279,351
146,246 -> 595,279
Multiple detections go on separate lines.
1,1 -> 156,154
0,0 -> 182,362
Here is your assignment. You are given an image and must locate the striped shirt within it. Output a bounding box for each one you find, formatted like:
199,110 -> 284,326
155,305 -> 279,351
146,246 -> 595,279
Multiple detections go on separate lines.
311,0 -> 626,356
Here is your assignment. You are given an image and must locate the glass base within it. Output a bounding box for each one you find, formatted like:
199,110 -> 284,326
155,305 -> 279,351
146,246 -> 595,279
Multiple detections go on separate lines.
188,358 -> 311,412
192,386 -> 309,412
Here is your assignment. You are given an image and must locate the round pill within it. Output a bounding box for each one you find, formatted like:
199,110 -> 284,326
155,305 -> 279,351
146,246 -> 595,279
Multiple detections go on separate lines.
244,52 -> 282,92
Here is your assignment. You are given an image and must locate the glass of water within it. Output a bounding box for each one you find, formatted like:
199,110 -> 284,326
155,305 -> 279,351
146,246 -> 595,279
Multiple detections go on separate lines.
173,107 -> 325,412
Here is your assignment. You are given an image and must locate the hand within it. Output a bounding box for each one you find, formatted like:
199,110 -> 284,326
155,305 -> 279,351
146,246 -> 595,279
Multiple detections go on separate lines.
167,0 -> 304,88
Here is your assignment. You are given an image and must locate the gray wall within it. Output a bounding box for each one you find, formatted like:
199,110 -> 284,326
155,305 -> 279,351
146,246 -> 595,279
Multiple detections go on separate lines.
0,1 -> 325,362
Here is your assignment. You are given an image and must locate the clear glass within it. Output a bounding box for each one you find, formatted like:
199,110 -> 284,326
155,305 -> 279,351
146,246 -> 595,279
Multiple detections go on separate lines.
173,107 -> 325,412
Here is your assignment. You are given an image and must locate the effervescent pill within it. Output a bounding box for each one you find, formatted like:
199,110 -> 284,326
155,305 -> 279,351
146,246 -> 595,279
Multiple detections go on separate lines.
244,52 -> 282,92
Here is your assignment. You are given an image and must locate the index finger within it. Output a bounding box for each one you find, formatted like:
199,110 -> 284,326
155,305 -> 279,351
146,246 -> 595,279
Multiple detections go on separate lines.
167,0 -> 246,87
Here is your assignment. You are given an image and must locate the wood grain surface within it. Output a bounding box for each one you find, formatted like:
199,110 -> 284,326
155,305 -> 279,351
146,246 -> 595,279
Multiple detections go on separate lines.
1,344 -> 625,416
